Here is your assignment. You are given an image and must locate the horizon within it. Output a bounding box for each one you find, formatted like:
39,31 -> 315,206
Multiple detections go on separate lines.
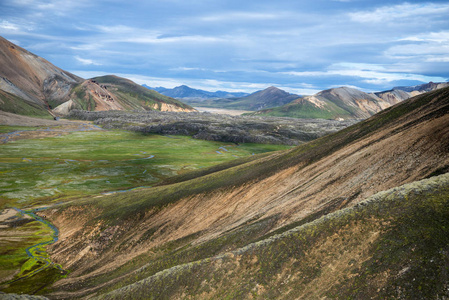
1,0 -> 448,94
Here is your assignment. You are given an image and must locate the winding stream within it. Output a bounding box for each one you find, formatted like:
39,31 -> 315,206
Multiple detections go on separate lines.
9,207 -> 65,282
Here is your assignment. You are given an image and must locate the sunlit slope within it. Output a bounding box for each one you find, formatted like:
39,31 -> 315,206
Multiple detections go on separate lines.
46,87 -> 449,298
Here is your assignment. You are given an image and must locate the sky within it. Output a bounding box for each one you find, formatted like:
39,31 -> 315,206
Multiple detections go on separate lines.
1,0 -> 449,95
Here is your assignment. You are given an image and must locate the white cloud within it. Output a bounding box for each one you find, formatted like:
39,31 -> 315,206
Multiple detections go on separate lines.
281,62 -> 447,85
124,35 -> 224,44
0,21 -> 20,31
349,3 -> 449,23
75,56 -> 102,66
201,12 -> 284,22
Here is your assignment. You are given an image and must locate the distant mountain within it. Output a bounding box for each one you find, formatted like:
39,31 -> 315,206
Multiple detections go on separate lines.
0,36 -> 82,117
0,36 -> 195,116
251,83 -> 449,120
143,84 -> 248,100
185,86 -> 300,111
393,81 -> 449,93
142,85 -> 169,93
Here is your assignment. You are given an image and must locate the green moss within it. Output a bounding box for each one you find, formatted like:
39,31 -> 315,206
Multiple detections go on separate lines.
0,90 -> 52,118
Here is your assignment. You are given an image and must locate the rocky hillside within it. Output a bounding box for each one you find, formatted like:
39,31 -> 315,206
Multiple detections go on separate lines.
41,87 -> 449,298
0,36 -> 195,116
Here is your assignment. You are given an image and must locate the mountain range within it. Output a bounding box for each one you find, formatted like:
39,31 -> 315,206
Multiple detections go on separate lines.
143,84 -> 248,100
250,82 -> 449,119
177,86 -> 300,111
0,36 -> 195,117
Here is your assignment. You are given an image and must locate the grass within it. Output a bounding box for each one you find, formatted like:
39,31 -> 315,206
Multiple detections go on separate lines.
0,128 -> 290,209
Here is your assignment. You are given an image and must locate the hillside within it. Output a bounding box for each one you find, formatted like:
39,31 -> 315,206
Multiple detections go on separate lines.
0,36 -> 82,116
30,87 -> 449,298
57,76 -> 196,114
0,36 -> 195,116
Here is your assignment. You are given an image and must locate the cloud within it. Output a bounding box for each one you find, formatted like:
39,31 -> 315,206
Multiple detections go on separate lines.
349,2 -> 449,23
0,21 -> 20,31
75,56 -> 102,66
281,62 -> 447,85
200,12 -> 284,22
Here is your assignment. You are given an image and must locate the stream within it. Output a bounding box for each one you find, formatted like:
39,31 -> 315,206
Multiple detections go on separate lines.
9,207 -> 65,282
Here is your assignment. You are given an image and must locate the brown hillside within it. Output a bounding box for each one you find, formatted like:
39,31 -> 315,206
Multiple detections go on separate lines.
45,87 -> 449,298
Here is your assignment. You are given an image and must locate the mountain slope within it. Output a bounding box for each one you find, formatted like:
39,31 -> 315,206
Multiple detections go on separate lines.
251,86 -> 390,119
99,173 -> 449,299
61,76 -> 196,113
0,36 -> 82,113
42,87 -> 449,298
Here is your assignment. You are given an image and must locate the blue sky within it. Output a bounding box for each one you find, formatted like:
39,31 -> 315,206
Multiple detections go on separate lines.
1,0 -> 449,94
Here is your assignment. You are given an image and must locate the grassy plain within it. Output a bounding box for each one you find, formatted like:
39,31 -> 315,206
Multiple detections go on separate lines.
0,127 -> 290,209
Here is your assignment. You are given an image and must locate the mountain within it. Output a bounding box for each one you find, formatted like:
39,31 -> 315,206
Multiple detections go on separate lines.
143,84 -> 248,100
40,87 -> 449,298
250,86 -> 389,119
0,36 -> 195,116
192,86 -> 300,111
251,83 -> 449,120
142,84 -> 168,93
394,81 -> 449,93
54,76 -> 196,114
0,36 -> 82,117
